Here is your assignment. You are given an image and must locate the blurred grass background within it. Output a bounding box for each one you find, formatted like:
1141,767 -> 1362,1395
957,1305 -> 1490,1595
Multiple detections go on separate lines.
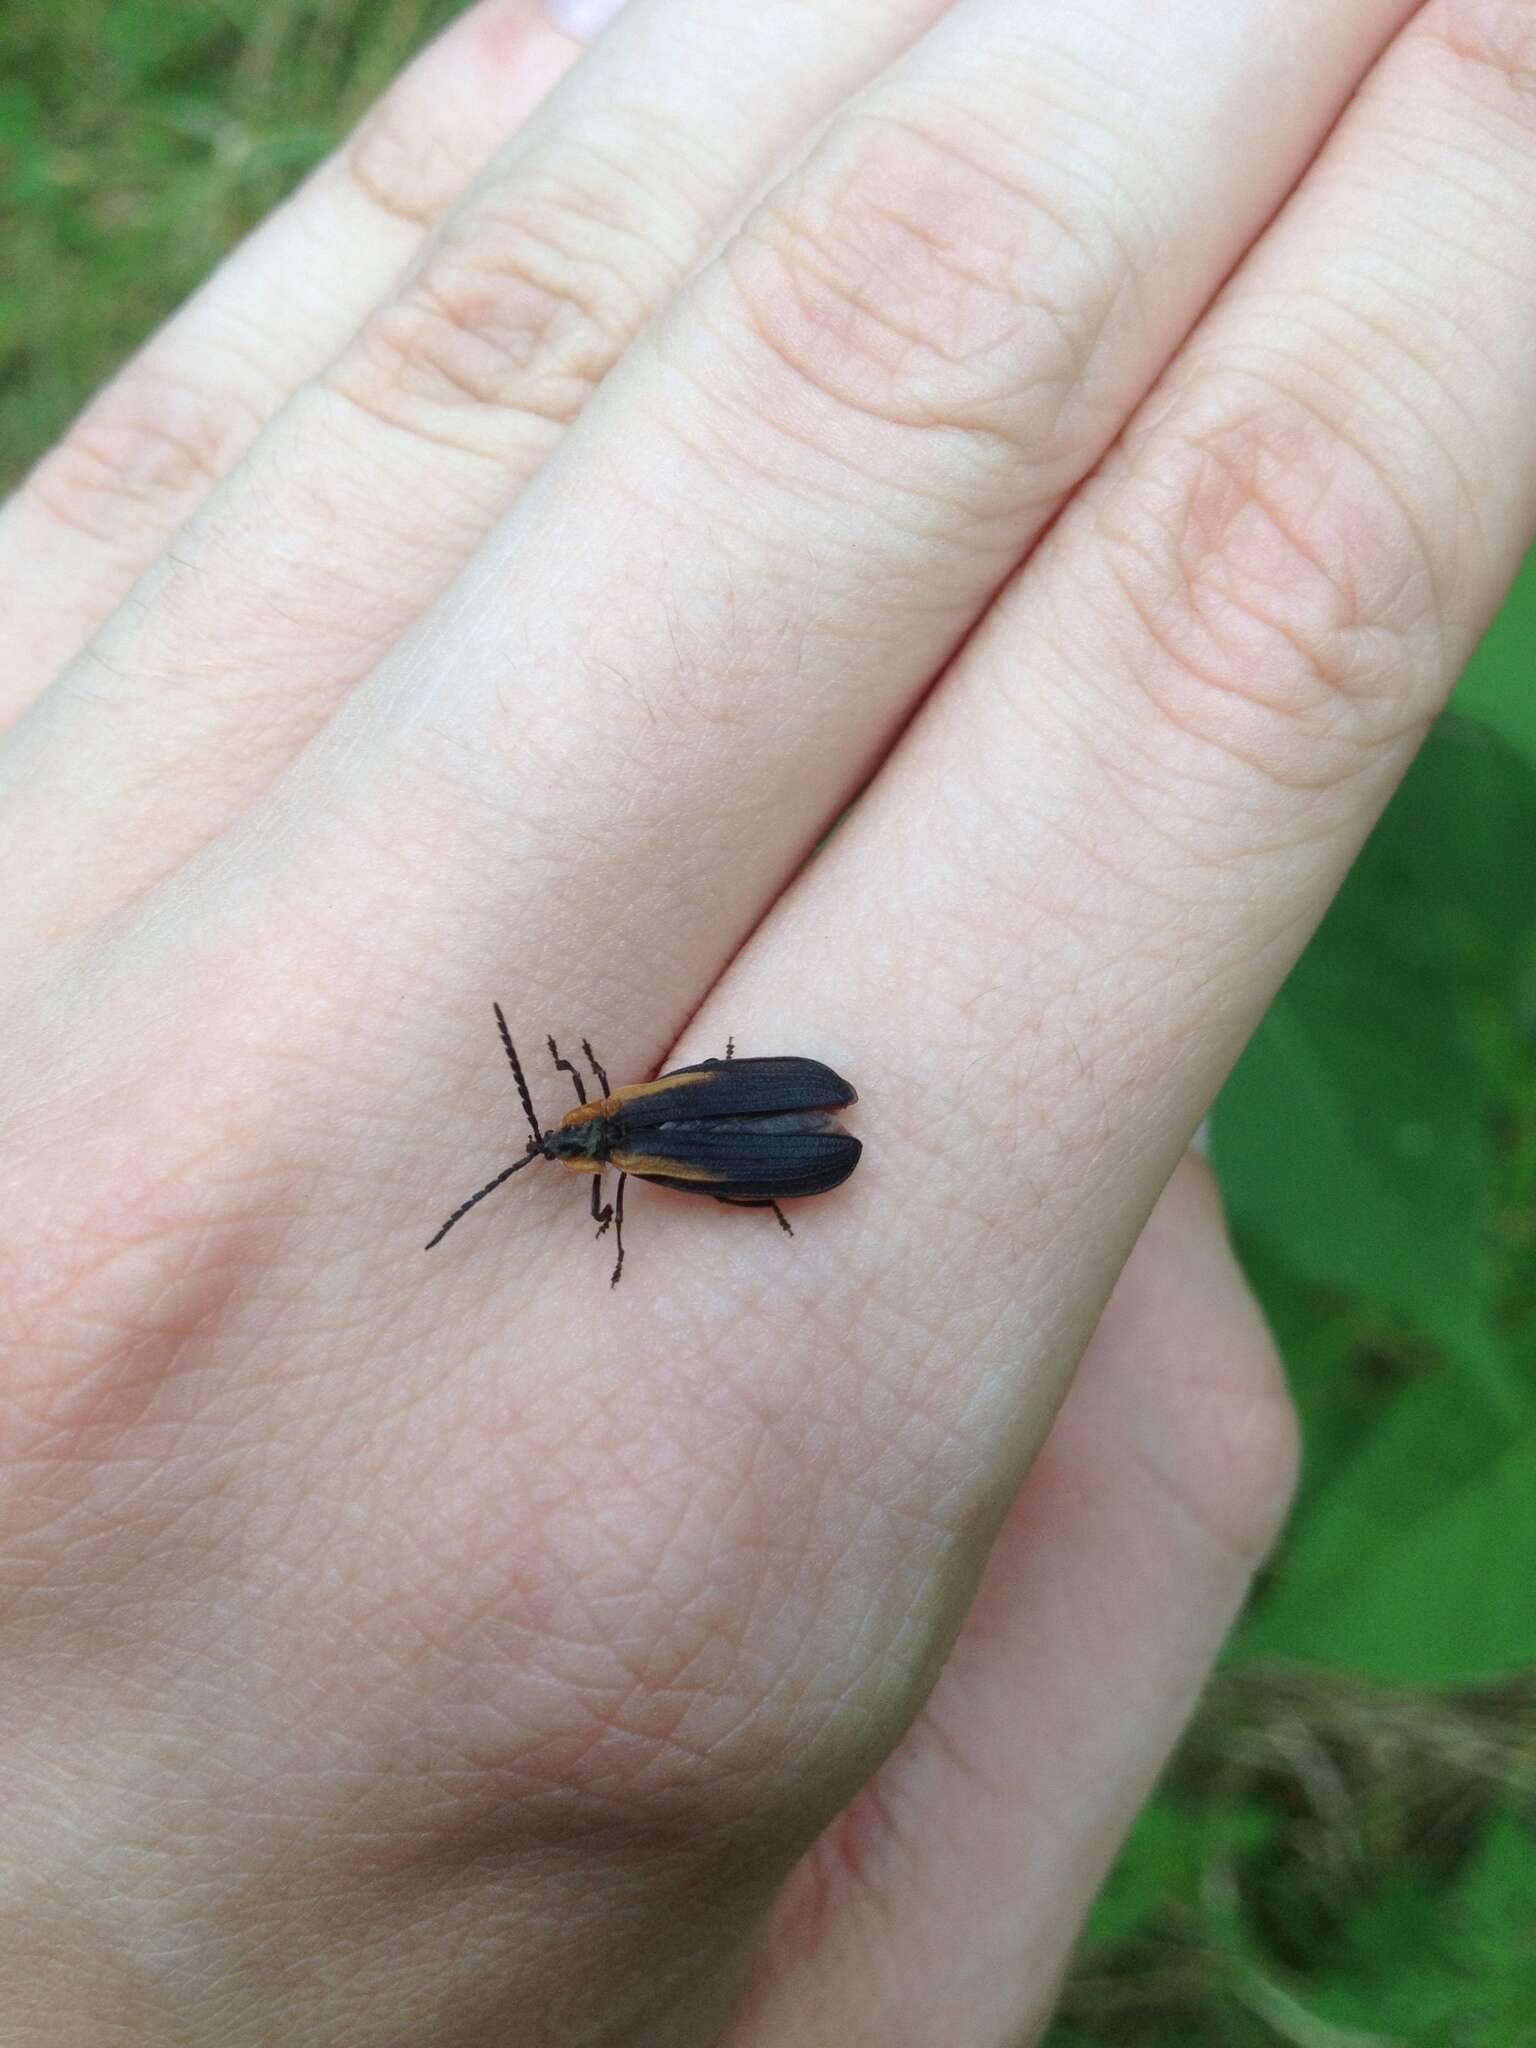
3,3 -> 1534,2039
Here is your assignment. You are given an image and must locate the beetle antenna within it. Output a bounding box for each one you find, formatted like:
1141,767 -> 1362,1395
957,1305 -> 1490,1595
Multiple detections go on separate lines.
425,1146 -> 539,1250
494,1003 -> 543,1145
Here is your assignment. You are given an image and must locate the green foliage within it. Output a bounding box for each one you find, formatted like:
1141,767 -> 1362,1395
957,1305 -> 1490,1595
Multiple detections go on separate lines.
4,5 -> 1535,2040
1218,717 -> 1536,1680
1055,570 -> 1536,2038
1058,1669 -> 1536,2045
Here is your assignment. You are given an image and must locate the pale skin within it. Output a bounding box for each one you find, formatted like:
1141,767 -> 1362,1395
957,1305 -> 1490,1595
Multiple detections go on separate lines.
1,0 -> 1532,2038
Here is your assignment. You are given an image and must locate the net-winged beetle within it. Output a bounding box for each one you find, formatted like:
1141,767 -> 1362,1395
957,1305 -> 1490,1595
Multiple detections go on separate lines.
426,1005 -> 861,1285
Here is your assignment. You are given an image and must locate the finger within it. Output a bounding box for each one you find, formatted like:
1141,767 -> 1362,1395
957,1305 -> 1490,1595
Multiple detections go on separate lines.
727,1158 -> 1296,2045
2,0 -> 948,948
695,0 -> 1536,1514
91,0 -> 1421,1025
0,0 -> 590,719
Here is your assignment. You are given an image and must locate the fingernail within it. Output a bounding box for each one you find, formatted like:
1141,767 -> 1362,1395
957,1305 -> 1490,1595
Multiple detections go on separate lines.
544,0 -> 629,41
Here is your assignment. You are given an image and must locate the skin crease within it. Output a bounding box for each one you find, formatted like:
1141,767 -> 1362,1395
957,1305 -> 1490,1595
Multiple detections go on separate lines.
3,0 -> 1536,2041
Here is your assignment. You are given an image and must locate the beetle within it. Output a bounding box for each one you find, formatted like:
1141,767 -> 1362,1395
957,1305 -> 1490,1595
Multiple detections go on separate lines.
426,1005 -> 861,1285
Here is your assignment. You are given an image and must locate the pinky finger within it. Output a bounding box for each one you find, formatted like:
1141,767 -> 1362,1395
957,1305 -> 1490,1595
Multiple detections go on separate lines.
726,1157 -> 1297,2046
0,0 -> 586,719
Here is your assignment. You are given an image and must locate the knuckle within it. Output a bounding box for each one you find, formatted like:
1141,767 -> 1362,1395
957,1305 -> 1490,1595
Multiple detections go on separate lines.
1424,0 -> 1536,107
329,183 -> 649,436
722,107 -> 1116,467
1155,1159 -> 1301,1572
23,368 -> 254,546
1151,1341 -> 1301,1577
1072,1157 -> 1300,1583
341,77 -> 478,231
456,1433 -> 806,1821
1226,1370 -> 1303,1569
1091,373 -> 1449,794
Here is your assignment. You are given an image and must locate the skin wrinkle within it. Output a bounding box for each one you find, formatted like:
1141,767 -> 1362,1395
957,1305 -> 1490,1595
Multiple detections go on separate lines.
1039,630 -> 1363,880
340,115 -> 465,235
1371,89 -> 1536,211
1430,0 -> 1536,99
435,1463 -> 771,1710
909,35 -> 1145,198
342,209 -> 645,420
654,363 -> 1018,588
1357,125 -> 1536,288
727,154 -> 1113,472
339,5 -> 546,235
667,1466 -> 946,1753
555,105 -> 723,250
348,87 -> 831,444
890,90 -> 1154,413
833,124 -> 1094,367
1222,306 -> 1485,605
1100,529 -> 1390,780
294,384 -> 532,545
903,795 -> 1200,1007
1078,392 -> 1444,794
853,904 -> 1120,1193
3,1179 -> 246,1399
23,378 -> 268,547
323,359 -> 570,477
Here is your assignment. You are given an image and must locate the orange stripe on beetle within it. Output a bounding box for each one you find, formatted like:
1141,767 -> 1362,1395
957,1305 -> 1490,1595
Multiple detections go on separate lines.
555,1066 -> 715,1132
609,1151 -> 727,1183
609,1070 -> 717,1108
426,1010 -> 861,1287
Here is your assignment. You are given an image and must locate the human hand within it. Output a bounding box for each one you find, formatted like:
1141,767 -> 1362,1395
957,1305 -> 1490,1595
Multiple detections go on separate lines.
5,0 -> 1533,2039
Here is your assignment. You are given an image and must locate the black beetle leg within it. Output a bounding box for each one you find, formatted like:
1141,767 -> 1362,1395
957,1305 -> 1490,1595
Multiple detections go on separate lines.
608,1174 -> 627,1287
548,1036 -> 587,1107
581,1040 -> 611,1098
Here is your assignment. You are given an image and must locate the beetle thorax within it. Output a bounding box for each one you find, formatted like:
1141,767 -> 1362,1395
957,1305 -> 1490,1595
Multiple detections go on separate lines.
545,1120 -> 608,1164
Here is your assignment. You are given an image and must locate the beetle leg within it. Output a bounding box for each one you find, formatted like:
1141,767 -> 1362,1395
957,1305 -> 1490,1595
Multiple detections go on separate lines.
608,1174 -> 627,1287
718,1194 -> 794,1235
581,1040 -> 611,1098
591,1174 -> 613,1238
724,1036 -> 735,1061
547,1036 -> 587,1106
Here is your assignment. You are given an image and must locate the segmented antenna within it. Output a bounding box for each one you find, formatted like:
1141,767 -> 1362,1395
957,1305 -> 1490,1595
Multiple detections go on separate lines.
424,1005 -> 546,1249
424,1150 -> 537,1250
495,1002 -> 542,1145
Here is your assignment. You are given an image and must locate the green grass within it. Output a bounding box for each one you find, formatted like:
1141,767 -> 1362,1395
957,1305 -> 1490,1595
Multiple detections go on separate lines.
5,5 -> 1535,2040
